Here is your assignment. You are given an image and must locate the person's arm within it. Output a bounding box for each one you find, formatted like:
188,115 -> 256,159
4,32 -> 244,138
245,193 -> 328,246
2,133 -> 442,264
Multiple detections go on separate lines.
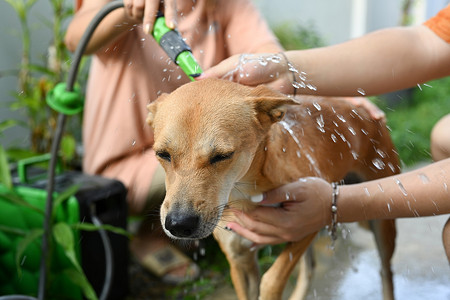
200,25 -> 450,97
226,158 -> 450,245
65,0 -> 177,54
285,25 -> 450,96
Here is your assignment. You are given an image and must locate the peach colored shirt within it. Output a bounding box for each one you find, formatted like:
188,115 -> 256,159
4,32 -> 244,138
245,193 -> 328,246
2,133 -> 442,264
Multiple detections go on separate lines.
424,5 -> 450,42
82,0 -> 281,213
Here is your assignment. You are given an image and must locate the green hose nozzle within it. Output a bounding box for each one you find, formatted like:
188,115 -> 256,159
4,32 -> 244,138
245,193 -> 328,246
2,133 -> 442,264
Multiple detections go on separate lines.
152,15 -> 202,81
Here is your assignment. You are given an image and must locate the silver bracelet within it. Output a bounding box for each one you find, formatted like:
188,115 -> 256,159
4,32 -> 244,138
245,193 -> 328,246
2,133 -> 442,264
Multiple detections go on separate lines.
330,182 -> 339,241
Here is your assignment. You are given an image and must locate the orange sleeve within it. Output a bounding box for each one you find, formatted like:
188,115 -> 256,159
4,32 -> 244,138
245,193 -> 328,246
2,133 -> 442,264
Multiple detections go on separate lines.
423,5 -> 450,43
75,0 -> 82,11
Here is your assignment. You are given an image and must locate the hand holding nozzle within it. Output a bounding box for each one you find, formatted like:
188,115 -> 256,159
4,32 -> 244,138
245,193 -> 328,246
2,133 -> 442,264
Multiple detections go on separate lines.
123,0 -> 177,34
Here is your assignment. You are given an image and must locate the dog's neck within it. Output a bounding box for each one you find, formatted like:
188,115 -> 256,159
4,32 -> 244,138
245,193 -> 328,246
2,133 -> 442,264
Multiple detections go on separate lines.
234,129 -> 282,198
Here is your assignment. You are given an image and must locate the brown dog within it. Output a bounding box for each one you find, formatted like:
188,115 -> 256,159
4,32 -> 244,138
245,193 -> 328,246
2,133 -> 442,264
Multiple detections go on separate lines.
147,78 -> 400,300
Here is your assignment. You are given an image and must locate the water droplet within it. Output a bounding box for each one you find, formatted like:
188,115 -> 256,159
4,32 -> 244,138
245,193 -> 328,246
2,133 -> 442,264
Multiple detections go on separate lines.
351,150 -> 358,160
395,179 -> 408,196
357,88 -> 366,95
387,203 -> 391,212
21,256 -> 27,266
337,114 -> 346,123
361,128 -> 368,135
285,192 -> 290,200
348,126 -> 356,135
372,158 -> 385,170
293,80 -> 305,89
388,162 -> 396,173
313,102 -> 321,111
351,109 -> 363,120
341,226 -> 349,239
316,115 -> 325,132
306,83 -> 317,91
378,183 -> 384,192
376,149 -> 386,158
364,187 -> 370,197
419,173 -> 430,184
268,54 -> 282,63
331,134 -> 338,143
258,58 -> 268,66
131,140 -> 136,146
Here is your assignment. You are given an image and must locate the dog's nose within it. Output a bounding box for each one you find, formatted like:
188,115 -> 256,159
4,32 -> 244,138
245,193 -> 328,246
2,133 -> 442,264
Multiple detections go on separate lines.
165,211 -> 200,238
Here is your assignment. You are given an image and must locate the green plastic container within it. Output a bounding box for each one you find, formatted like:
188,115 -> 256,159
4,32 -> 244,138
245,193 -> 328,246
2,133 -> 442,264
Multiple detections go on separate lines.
0,157 -> 82,299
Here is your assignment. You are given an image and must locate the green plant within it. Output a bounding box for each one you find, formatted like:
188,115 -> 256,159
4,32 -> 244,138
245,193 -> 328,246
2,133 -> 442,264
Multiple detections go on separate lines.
374,77 -> 450,166
274,21 -> 325,50
0,145 -> 129,299
1,0 -> 83,165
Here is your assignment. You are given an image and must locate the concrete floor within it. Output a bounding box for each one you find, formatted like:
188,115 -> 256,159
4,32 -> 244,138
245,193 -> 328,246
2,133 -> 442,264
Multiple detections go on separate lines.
206,214 -> 450,300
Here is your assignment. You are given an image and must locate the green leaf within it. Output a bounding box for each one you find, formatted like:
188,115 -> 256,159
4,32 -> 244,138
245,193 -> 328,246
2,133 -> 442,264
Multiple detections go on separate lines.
64,268 -> 98,300
0,120 -> 18,135
0,146 -> 12,189
15,228 -> 43,277
0,189 -> 44,214
53,222 -> 82,272
0,224 -> 27,236
60,134 -> 77,161
52,184 -> 79,212
73,222 -> 131,237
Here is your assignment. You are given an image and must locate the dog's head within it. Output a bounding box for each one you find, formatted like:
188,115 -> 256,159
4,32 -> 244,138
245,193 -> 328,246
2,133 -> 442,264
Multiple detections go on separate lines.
147,78 -> 294,239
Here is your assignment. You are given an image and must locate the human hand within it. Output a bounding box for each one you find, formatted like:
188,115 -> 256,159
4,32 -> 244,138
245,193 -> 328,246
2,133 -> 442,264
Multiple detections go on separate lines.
123,0 -> 177,34
226,177 -> 333,245
198,53 -> 297,95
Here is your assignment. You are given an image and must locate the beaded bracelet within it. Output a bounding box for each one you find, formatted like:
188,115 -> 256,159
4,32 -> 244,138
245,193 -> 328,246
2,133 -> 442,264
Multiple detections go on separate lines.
330,182 -> 339,241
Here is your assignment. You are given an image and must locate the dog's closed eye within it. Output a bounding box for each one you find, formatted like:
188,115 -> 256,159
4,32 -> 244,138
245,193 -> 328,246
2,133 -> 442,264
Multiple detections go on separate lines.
210,152 -> 234,164
156,150 -> 171,162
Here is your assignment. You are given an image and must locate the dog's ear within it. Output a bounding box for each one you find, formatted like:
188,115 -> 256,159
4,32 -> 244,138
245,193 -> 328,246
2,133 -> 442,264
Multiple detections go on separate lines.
146,93 -> 168,127
248,84 -> 297,126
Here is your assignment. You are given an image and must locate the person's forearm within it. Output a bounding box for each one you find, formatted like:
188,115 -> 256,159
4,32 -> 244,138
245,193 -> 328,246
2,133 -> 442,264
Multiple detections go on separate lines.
65,4 -> 134,54
286,25 -> 450,97
339,158 -> 450,222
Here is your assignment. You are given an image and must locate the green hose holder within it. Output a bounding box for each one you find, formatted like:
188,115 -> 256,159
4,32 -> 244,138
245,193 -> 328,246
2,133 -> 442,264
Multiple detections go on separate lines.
46,82 -> 84,115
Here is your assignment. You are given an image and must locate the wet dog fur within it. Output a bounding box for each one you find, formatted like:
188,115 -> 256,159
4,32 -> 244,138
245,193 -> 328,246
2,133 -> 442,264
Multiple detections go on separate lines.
146,78 -> 400,300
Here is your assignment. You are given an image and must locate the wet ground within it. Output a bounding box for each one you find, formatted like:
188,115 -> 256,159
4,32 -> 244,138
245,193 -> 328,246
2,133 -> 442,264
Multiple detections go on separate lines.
203,214 -> 450,300
127,215 -> 449,300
